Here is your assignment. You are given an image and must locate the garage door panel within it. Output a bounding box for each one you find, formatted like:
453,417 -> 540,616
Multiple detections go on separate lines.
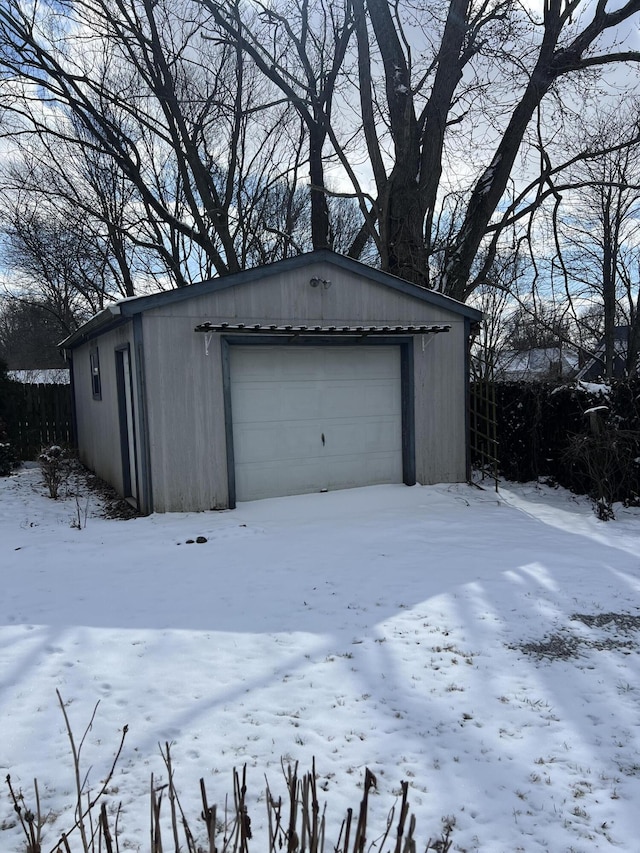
233,382 -> 322,422
229,345 -> 403,501
235,457 -> 328,502
274,383 -> 324,420
234,422 -> 325,463
323,347 -> 398,379
324,381 -> 400,418
325,452 -> 402,489
364,381 -> 402,414
323,417 -> 401,454
234,347 -> 326,381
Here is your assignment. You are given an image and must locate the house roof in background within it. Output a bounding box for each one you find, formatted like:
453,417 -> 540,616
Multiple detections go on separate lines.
494,346 -> 579,381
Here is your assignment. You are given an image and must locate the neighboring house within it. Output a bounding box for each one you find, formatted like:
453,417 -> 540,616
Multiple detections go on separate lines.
575,326 -> 632,381
60,250 -> 482,513
494,346 -> 579,382
8,369 -> 70,385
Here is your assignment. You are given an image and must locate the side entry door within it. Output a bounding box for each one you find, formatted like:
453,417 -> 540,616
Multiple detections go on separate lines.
115,345 -> 138,505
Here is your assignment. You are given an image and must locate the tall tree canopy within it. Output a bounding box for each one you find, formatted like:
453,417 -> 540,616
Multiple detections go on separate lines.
0,0 -> 639,311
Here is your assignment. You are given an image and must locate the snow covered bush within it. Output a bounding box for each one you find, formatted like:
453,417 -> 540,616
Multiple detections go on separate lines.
38,444 -> 71,499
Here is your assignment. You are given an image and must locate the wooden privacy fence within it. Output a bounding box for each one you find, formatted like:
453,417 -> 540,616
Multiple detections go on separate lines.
4,383 -> 73,460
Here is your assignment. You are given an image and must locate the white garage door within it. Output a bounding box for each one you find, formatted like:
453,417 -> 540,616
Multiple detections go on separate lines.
229,345 -> 403,501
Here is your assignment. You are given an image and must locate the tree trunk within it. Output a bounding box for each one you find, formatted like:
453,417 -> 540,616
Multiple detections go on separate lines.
602,205 -> 616,379
309,123 -> 330,250
366,0 -> 424,283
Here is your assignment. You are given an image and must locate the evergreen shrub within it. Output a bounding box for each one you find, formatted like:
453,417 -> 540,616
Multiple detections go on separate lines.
0,416 -> 17,476
487,379 -> 640,508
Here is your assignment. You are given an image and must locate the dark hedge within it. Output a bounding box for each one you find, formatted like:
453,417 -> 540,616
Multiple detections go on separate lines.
478,379 -> 640,505
0,360 -> 20,475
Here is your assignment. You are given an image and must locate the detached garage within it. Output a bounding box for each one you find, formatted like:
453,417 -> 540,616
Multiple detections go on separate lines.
61,251 -> 481,513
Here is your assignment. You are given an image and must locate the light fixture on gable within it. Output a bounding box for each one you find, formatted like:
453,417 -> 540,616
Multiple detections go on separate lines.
309,276 -> 332,289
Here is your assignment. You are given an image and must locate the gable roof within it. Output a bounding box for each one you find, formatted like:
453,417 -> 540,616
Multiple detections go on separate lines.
60,250 -> 482,350
575,326 -> 631,381
494,346 -> 580,381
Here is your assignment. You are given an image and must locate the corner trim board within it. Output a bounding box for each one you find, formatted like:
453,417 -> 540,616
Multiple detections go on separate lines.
221,337 -> 237,510
401,341 -> 416,486
133,314 -> 153,514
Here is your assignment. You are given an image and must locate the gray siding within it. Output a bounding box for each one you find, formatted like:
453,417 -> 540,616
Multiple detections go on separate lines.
142,314 -> 228,512
72,323 -> 138,499
141,262 -> 468,511
414,323 -> 467,484
152,261 -> 458,324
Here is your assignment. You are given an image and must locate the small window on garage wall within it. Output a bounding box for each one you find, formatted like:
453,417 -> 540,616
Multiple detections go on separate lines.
90,347 -> 102,400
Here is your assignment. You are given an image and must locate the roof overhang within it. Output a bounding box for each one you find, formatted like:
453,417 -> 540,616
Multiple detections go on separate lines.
59,304 -> 123,350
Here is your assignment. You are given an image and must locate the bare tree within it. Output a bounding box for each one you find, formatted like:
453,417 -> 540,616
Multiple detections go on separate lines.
0,0 -> 310,289
365,0 -> 640,292
2,0 -> 640,310
1,194 -> 114,322
197,0 -> 640,298
555,120 -> 640,377
202,0 -> 356,251
0,297 -> 69,368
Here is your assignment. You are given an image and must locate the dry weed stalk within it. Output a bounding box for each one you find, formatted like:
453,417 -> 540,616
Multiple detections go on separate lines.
6,697 -> 453,853
564,426 -> 640,520
5,773 -> 43,853
54,689 -> 128,852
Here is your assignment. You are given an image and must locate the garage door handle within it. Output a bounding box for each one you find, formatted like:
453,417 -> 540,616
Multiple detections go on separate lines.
321,433 -> 325,446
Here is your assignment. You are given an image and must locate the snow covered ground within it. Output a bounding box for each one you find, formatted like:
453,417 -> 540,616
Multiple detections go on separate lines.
2,465 -> 640,852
